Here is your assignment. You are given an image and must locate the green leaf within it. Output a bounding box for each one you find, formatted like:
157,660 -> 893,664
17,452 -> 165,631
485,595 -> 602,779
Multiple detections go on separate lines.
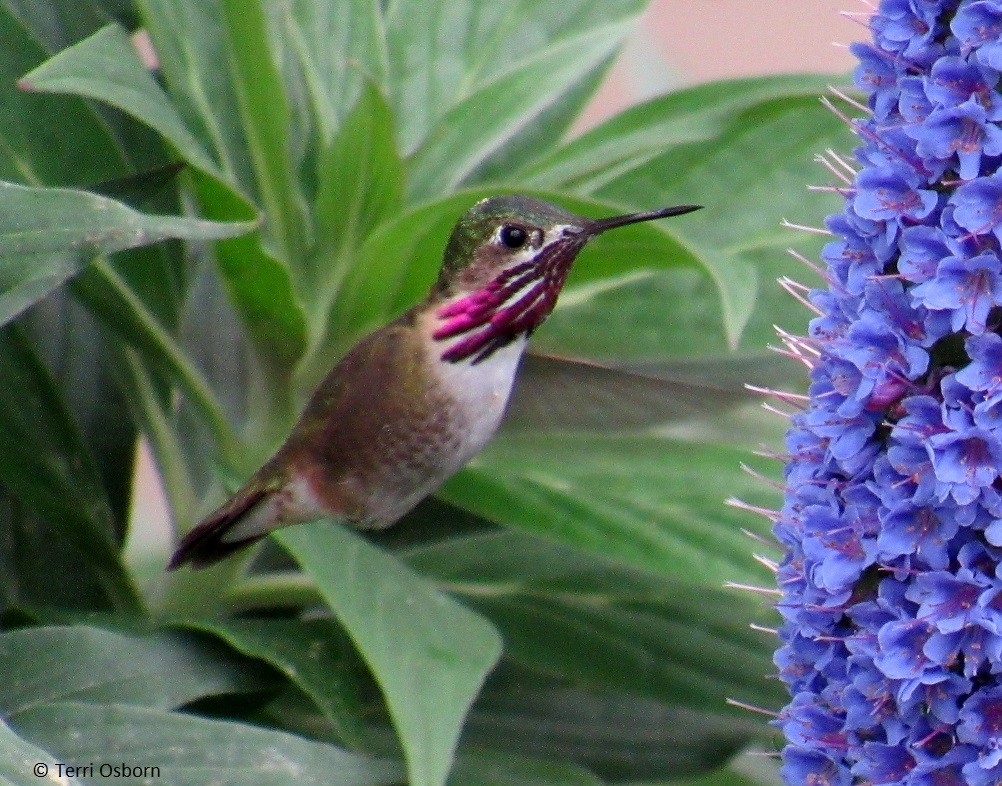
271,0 -> 385,144
277,523 -> 503,786
464,60 -> 611,190
219,0 -> 306,267
19,23 -> 220,175
440,433 -> 780,586
68,258 -> 241,462
133,0 -> 244,185
0,625 -> 270,713
404,24 -> 631,201
1,0 -> 134,55
12,702 -> 403,786
0,180 -> 253,326
0,494 -> 126,612
666,752 -> 784,786
476,585 -> 778,715
518,73 -> 838,191
195,172 -> 308,372
448,751 -> 603,786
1,294 -> 142,596
533,266 -> 728,360
593,94 -> 844,348
383,0 -> 645,155
0,325 -> 139,611
465,664 -> 758,783
0,7 -> 125,187
180,617 -> 367,748
404,529 -> 783,715
0,714 -> 79,786
307,80 -> 403,332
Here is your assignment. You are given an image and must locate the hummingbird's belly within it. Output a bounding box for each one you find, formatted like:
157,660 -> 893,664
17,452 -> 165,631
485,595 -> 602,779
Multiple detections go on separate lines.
357,337 -> 526,526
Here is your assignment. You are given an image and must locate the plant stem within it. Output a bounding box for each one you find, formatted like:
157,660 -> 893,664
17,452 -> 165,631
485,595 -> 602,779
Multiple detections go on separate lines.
116,346 -> 198,529
75,257 -> 242,466
222,570 -> 323,614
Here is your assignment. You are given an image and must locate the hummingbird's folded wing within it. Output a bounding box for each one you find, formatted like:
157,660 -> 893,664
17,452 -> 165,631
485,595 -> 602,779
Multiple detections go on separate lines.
502,351 -> 797,433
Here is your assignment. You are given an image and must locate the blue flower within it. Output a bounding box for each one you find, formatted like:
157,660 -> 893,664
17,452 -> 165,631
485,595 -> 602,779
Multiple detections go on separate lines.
853,163 -> 939,227
951,171 -> 1002,240
854,42 -> 902,120
853,741 -> 917,783
874,0 -> 943,65
877,501 -> 958,568
906,98 -> 1002,179
910,252 -> 1002,334
956,331 -> 1002,394
898,225 -> 953,282
780,746 -> 852,786
958,686 -> 1002,771
953,1 -> 1002,68
925,55 -> 1001,113
775,2 -> 1002,782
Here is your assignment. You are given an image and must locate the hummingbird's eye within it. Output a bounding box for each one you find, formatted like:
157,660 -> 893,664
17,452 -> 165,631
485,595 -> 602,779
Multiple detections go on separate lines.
499,225 -> 528,249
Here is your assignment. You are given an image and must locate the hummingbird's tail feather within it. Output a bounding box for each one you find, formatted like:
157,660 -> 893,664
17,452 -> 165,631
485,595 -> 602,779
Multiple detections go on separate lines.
166,488 -> 273,570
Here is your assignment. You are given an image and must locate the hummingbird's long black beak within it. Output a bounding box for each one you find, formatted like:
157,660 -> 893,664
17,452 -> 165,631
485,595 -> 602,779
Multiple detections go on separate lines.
586,204 -> 702,236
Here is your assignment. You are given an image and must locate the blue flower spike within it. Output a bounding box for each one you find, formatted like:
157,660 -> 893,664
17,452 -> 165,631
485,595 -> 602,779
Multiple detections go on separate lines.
758,1 -> 1002,783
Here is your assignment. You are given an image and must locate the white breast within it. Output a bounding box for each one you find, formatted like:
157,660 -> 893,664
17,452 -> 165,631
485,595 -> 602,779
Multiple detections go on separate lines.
431,334 -> 527,464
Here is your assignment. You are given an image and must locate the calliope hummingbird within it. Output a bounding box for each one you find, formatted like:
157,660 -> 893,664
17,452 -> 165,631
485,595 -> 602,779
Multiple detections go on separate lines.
168,195 -> 700,569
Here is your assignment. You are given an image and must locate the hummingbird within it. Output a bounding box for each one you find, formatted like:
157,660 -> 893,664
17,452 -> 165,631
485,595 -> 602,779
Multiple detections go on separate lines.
168,195 -> 700,570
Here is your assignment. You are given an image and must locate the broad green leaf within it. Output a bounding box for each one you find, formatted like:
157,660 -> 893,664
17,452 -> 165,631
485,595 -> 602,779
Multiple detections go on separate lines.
472,585 -> 779,715
0,180 -> 253,326
464,60 -> 611,189
12,702 -> 403,786
190,171 -> 308,376
0,625 -> 270,713
383,0 -> 646,154
0,492 -> 128,612
219,0 -> 306,267
0,326 -> 139,612
440,433 -> 780,585
3,2 -> 175,189
19,24 -> 219,175
24,291 -> 146,530
448,752 -> 603,786
135,0 -> 257,195
518,73 -> 838,191
405,24 -> 630,201
538,266 -> 730,360
465,664 -> 759,783
0,714 -> 80,786
270,0 -> 386,144
1,0 -> 134,55
308,81 -> 403,332
0,7 -> 123,187
180,617 -> 367,748
277,524 -> 503,786
403,528 -> 783,714
172,256 -> 256,505
69,256 -> 240,464
594,94 -> 844,347
666,752 -> 784,786
2,296 -> 143,598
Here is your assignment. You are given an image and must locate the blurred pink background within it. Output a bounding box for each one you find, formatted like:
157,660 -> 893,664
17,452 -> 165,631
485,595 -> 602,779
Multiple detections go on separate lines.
583,0 -> 859,126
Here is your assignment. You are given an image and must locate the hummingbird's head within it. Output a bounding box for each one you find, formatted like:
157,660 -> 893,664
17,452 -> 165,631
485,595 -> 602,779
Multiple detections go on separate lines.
431,195 -> 700,364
